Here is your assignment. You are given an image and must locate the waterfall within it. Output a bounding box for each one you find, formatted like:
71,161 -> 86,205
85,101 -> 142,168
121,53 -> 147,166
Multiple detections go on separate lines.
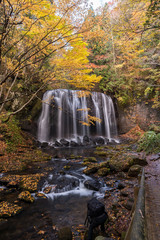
38,89 -> 118,145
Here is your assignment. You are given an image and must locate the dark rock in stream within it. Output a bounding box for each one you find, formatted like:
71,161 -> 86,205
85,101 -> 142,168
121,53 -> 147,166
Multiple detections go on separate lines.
60,139 -> 69,147
70,141 -> 79,147
117,182 -> 126,190
95,137 -> 105,145
41,142 -> 48,148
83,135 -> 90,144
55,141 -> 62,147
84,179 -> 101,191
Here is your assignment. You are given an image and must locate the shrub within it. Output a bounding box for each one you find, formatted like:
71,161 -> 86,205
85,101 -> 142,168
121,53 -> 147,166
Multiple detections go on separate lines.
137,131 -> 160,154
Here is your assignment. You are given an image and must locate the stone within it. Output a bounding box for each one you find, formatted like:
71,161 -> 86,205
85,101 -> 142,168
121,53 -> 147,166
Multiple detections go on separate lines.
58,226 -> 72,240
83,157 -> 97,163
128,165 -> 142,177
83,165 -> 98,175
117,172 -> 126,178
117,182 -> 125,190
70,141 -> 79,147
41,142 -> 48,148
130,155 -> 147,166
83,135 -> 90,144
98,168 -> 110,177
55,141 -> 62,147
120,190 -> 129,197
84,180 -> 101,191
18,191 -> 35,203
60,139 -> 69,147
95,137 -> 105,145
123,200 -> 134,210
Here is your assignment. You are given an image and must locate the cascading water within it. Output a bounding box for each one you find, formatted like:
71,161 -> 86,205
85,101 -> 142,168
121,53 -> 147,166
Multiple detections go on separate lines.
38,89 -> 118,145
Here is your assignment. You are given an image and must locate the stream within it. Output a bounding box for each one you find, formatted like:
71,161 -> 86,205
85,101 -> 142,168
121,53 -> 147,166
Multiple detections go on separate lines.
0,146 -> 117,240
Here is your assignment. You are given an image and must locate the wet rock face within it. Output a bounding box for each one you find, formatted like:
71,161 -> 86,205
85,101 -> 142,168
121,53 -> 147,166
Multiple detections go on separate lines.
84,180 -> 101,191
117,101 -> 160,133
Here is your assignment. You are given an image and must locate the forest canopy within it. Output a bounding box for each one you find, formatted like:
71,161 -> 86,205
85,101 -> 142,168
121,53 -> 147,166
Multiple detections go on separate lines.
0,0 -> 159,117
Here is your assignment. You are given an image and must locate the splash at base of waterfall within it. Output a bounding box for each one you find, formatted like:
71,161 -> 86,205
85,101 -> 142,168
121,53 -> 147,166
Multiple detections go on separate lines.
38,89 -> 118,146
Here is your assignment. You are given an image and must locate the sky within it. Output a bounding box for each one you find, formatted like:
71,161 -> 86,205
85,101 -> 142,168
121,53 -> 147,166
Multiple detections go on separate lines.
88,0 -> 108,9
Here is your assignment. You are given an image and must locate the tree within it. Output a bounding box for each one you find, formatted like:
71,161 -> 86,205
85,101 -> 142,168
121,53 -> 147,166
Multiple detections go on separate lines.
0,0 -> 99,117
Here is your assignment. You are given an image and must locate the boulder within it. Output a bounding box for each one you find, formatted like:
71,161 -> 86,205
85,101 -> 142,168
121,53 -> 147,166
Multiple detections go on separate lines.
83,157 -> 97,163
83,135 -> 90,144
83,165 -> 98,175
128,165 -> 142,177
130,155 -> 147,166
84,180 -> 101,191
55,141 -> 62,147
58,227 -> 72,240
70,141 -> 79,147
95,137 -> 105,145
117,182 -> 125,190
120,190 -> 129,197
41,142 -> 48,148
98,168 -> 110,177
60,139 -> 69,147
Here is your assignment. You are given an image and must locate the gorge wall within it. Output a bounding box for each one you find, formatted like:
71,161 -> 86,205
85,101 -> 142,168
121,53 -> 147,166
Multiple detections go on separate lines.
117,101 -> 160,134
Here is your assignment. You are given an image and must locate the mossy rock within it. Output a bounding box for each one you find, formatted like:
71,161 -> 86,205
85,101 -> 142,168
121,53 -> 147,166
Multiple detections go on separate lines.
130,155 -> 147,166
98,167 -> 110,176
18,191 -> 35,203
83,165 -> 98,175
94,151 -> 107,157
0,201 -> 22,218
99,161 -> 110,168
128,165 -> 142,177
83,157 -> 97,163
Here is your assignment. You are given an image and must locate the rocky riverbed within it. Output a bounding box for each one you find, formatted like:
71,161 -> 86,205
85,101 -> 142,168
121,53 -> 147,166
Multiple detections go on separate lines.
0,138 -> 149,240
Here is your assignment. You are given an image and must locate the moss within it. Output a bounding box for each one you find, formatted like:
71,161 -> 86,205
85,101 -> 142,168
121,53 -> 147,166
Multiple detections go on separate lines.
63,165 -> 71,170
83,164 -> 98,175
0,116 -> 24,152
83,157 -> 97,163
97,167 -> 110,176
99,161 -> 110,168
94,151 -> 107,157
